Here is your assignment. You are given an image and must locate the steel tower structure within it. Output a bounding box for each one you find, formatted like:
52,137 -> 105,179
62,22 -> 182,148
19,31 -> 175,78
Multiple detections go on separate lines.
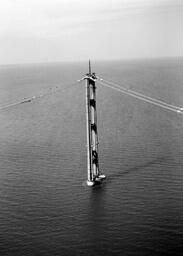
84,61 -> 106,186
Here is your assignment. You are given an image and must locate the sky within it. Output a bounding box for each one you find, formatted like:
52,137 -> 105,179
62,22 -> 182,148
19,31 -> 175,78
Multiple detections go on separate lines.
0,0 -> 183,64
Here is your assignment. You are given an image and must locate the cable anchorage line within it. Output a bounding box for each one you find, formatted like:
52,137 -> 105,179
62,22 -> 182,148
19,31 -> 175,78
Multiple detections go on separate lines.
97,78 -> 183,114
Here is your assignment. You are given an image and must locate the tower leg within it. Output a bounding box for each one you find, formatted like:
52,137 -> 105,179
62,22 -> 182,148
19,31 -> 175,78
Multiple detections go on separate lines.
85,79 -> 95,186
84,61 -> 105,186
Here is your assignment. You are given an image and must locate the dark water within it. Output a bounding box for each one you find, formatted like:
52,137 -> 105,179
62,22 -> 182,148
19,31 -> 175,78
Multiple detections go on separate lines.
0,59 -> 183,255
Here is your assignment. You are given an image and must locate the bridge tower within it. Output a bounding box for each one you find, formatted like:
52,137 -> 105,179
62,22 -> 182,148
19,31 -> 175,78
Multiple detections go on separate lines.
84,60 -> 106,186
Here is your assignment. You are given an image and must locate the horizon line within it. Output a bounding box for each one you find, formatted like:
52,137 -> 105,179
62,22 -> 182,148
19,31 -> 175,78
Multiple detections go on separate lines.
0,55 -> 183,67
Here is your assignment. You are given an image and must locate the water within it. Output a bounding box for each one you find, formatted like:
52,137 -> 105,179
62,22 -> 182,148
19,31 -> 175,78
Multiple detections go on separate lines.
0,58 -> 183,255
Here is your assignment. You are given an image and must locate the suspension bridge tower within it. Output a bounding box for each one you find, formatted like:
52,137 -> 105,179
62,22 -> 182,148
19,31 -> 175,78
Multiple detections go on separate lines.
84,60 -> 106,186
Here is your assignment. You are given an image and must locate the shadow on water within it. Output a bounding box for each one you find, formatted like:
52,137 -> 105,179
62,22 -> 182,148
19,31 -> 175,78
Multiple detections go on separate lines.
106,157 -> 167,184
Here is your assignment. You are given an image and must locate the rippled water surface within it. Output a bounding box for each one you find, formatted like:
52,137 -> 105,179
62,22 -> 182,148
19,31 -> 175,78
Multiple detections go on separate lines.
0,59 -> 183,255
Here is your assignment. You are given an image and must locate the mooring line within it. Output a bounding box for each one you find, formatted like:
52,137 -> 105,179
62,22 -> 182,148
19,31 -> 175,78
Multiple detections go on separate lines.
98,80 -> 183,114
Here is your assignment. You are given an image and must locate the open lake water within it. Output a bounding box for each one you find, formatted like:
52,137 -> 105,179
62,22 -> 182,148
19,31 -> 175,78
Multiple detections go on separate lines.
0,58 -> 183,255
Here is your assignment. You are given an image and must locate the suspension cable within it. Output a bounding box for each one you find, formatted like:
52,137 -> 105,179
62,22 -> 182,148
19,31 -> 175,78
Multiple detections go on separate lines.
0,81 -> 81,111
100,77 -> 181,111
97,78 -> 183,114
